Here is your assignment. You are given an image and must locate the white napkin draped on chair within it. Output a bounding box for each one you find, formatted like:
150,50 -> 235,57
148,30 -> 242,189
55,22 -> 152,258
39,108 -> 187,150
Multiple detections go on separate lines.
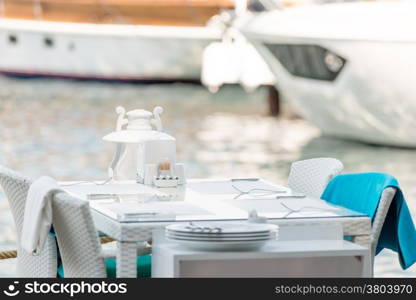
21,176 -> 63,255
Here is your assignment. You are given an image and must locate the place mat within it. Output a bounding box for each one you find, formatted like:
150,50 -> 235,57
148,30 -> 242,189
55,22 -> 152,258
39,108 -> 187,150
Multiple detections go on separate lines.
90,200 -> 214,223
187,179 -> 288,196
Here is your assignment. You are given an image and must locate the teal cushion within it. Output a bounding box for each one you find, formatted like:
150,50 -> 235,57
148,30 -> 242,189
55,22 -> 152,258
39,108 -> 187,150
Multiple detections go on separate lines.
105,254 -> 151,278
57,255 -> 151,278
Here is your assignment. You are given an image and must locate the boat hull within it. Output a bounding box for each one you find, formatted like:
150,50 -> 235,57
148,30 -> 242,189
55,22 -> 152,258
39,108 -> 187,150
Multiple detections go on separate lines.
241,2 -> 416,147
252,38 -> 416,147
0,19 -> 221,82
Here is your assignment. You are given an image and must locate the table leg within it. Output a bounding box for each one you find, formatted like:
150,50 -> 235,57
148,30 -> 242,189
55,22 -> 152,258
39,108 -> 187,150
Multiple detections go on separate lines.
116,241 -> 138,278
361,251 -> 372,278
352,235 -> 373,277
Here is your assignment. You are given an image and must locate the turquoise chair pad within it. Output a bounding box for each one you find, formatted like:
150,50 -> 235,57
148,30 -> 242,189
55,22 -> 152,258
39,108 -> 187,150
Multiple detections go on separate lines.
57,254 -> 151,278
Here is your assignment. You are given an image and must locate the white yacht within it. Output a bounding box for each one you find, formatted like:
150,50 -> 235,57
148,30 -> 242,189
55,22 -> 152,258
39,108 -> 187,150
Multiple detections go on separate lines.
240,1 -> 416,147
0,0 -> 233,82
0,18 -> 221,82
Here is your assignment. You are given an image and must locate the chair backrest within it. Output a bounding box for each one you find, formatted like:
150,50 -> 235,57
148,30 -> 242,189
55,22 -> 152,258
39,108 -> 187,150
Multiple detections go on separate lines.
371,187 -> 395,255
288,158 -> 344,198
52,192 -> 106,278
0,166 -> 57,277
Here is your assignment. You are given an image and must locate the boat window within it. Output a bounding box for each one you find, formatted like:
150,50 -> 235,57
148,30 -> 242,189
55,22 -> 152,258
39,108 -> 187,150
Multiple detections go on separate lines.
248,1 -> 266,12
264,44 -> 346,81
248,0 -> 279,12
44,37 -> 54,47
8,35 -> 18,45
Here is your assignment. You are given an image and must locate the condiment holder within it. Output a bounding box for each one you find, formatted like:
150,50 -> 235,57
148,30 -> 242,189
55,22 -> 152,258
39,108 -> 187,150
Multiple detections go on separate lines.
153,157 -> 178,188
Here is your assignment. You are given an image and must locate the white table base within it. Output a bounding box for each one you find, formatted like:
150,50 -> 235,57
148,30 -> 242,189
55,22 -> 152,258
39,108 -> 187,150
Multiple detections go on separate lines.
152,239 -> 371,278
91,211 -> 372,278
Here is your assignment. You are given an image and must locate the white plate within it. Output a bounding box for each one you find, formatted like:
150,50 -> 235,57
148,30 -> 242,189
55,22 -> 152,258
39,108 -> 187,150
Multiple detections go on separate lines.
167,237 -> 272,243
165,232 -> 276,240
166,223 -> 277,235
167,238 -> 270,251
165,228 -> 277,237
165,229 -> 278,237
166,233 -> 275,242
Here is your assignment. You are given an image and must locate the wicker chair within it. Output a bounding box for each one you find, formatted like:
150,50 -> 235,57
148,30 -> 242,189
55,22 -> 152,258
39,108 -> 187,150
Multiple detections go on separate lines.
0,166 -> 58,277
288,158 -> 344,198
52,191 -> 150,278
368,187 -> 395,259
52,192 -> 107,277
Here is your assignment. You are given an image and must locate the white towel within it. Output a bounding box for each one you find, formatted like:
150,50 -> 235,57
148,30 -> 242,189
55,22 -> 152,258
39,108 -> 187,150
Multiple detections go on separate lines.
21,176 -> 62,255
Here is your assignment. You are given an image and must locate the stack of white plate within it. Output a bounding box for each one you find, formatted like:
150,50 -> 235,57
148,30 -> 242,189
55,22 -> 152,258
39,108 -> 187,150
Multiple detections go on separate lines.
165,222 -> 278,251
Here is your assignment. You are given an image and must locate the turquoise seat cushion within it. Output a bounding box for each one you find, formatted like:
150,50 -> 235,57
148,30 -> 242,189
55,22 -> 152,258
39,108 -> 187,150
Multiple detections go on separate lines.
105,255 -> 151,278
57,255 -> 151,278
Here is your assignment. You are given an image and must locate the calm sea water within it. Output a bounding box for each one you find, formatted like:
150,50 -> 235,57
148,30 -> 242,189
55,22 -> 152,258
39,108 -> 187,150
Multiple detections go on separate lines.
0,76 -> 415,277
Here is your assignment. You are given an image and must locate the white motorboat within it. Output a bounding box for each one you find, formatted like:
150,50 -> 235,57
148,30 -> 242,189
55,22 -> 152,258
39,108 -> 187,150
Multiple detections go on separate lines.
0,0 -> 234,82
240,1 -> 416,147
0,18 -> 221,82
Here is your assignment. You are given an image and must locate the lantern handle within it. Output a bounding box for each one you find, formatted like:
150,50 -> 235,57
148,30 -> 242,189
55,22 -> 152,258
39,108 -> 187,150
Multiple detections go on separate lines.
115,106 -> 128,131
108,106 -> 128,180
151,106 -> 163,132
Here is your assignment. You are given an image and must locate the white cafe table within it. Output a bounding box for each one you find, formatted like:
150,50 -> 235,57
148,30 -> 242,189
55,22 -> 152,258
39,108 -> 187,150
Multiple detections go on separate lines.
63,178 -> 372,278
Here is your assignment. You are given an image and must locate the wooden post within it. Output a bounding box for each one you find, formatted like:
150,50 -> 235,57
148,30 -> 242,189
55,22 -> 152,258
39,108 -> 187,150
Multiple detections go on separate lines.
0,0 -> 4,18
267,85 -> 280,116
33,0 -> 43,20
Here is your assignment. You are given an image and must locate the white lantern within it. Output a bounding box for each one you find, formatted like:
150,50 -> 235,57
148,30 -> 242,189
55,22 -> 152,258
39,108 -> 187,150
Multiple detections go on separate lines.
103,106 -> 185,186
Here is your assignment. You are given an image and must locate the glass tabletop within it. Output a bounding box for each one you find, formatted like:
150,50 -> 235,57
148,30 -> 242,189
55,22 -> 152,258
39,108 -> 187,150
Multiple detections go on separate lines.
63,179 -> 367,223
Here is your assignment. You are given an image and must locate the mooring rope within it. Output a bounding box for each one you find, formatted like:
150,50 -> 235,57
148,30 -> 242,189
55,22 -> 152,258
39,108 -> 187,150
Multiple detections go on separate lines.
100,236 -> 115,244
0,250 -> 17,259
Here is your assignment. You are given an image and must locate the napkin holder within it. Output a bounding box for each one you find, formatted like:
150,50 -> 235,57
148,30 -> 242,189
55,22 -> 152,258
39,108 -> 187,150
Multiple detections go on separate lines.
144,162 -> 186,188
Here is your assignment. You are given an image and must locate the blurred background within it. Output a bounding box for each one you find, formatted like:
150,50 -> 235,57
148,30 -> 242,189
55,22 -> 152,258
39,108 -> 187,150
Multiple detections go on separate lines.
0,0 -> 415,277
